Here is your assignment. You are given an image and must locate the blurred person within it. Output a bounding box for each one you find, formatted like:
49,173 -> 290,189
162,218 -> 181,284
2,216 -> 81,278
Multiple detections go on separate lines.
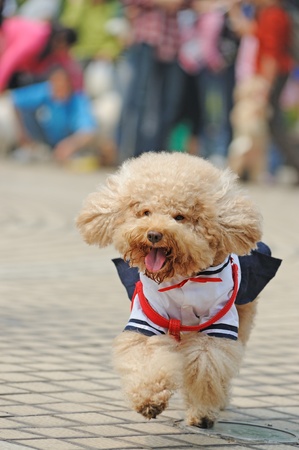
61,0 -> 128,166
117,0 -> 188,162
0,0 -> 83,92
0,92 -> 18,157
60,0 -> 125,64
282,0 -> 299,68
228,74 -> 271,181
178,1 -> 240,167
229,2 -> 270,181
17,0 -> 62,21
32,22 -> 83,91
10,66 -> 98,163
1,0 -> 16,16
234,2 -> 257,82
230,0 -> 299,182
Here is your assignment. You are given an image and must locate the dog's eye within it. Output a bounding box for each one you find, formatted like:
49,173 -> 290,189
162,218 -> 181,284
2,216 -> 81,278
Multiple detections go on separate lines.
174,214 -> 185,221
143,210 -> 151,217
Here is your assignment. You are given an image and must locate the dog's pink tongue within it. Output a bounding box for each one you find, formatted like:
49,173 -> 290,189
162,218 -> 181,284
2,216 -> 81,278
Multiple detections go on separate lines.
145,248 -> 166,272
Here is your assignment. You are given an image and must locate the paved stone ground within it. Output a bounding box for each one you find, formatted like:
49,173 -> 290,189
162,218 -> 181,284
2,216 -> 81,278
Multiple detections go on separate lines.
0,159 -> 298,450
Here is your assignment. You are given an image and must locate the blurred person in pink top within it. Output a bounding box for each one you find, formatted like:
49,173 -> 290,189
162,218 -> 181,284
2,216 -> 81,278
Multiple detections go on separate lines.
0,0 -> 83,92
177,1 -> 240,166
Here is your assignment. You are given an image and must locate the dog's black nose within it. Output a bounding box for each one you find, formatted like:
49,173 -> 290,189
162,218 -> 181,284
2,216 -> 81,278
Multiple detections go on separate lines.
147,231 -> 163,244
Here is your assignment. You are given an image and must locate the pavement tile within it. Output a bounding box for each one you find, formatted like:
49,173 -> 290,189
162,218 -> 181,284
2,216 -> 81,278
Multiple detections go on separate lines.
33,372 -> 87,381
71,424 -> 138,437
232,386 -> 267,397
221,409 -> 260,422
0,386 -> 28,395
252,396 -> 299,407
279,374 -> 299,383
0,406 -> 53,417
8,382 -> 67,394
96,411 -> 149,423
163,432 -> 228,445
120,422 -> 184,435
54,412 -> 127,425
21,364 -> 79,373
16,439 -> 85,450
88,390 -> 124,401
0,365 -> 33,374
0,429 -> 39,440
231,397 -> 273,408
0,443 -> 36,450
26,427 -> 91,439
68,437 -> 140,449
52,381 -> 103,392
87,401 -> 129,411
272,406 -> 299,416
8,415 -> 80,428
0,398 -> 23,408
0,418 -> 28,429
253,386 -> 299,396
38,403 -> 100,414
41,392 -> 103,404
1,394 -> 59,405
253,446 -> 299,450
241,408 -> 296,421
116,434 -> 193,448
0,374 -> 45,383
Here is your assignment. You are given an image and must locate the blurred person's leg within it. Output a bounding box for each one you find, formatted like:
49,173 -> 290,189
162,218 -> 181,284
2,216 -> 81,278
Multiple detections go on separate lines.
137,57 -> 161,154
268,142 -> 284,176
197,65 -> 235,167
154,60 -> 186,151
12,107 -> 51,163
18,109 -> 49,145
197,68 -> 222,160
117,44 -> 156,161
132,47 -> 184,155
166,72 -> 201,154
0,94 -> 19,155
222,64 -> 235,155
269,74 -> 299,181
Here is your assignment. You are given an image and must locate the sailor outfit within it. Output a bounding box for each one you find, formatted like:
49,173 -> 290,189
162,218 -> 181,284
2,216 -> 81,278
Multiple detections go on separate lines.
113,242 -> 282,341
126,256 -> 240,340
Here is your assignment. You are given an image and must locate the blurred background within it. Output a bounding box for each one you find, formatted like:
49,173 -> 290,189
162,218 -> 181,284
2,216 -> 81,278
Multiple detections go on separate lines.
0,0 -> 299,185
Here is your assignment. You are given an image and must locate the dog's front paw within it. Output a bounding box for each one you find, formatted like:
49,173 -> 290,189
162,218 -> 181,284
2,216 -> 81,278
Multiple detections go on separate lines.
133,388 -> 172,419
186,408 -> 218,429
187,415 -> 215,429
137,401 -> 166,419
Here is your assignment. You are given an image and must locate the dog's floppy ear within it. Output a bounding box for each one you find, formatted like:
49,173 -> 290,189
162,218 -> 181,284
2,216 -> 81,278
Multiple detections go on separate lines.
217,171 -> 262,255
76,174 -> 123,246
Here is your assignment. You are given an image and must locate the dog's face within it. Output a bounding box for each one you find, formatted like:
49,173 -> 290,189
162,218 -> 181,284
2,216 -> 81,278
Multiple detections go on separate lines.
77,153 -> 262,282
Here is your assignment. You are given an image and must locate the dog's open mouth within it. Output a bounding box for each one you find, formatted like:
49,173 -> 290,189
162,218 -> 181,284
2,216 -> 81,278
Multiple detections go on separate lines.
145,248 -> 170,273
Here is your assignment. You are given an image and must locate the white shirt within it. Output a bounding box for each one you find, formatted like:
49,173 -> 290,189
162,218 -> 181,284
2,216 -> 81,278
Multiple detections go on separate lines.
125,255 -> 241,341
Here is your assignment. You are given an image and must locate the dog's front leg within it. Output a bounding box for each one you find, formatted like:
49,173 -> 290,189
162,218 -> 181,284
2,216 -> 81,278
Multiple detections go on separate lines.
180,333 -> 244,428
113,331 -> 182,419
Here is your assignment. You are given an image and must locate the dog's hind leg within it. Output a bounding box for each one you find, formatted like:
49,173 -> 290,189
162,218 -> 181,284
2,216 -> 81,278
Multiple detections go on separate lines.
113,331 -> 182,419
236,301 -> 258,346
180,334 -> 244,428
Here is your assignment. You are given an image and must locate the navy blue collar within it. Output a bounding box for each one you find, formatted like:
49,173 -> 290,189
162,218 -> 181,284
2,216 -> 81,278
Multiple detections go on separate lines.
198,257 -> 230,276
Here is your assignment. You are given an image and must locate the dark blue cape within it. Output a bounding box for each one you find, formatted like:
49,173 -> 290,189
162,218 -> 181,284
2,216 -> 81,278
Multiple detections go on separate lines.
112,242 -> 282,305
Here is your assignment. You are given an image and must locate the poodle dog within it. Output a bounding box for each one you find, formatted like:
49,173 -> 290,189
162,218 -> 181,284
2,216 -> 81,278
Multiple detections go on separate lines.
77,152 -> 280,428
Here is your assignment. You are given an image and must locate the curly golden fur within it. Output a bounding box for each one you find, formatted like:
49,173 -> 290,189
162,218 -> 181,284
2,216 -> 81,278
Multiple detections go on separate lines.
77,152 -> 262,428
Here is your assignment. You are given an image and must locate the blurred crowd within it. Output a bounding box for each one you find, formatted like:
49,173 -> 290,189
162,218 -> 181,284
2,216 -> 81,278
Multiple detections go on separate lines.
1,0 -> 299,184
